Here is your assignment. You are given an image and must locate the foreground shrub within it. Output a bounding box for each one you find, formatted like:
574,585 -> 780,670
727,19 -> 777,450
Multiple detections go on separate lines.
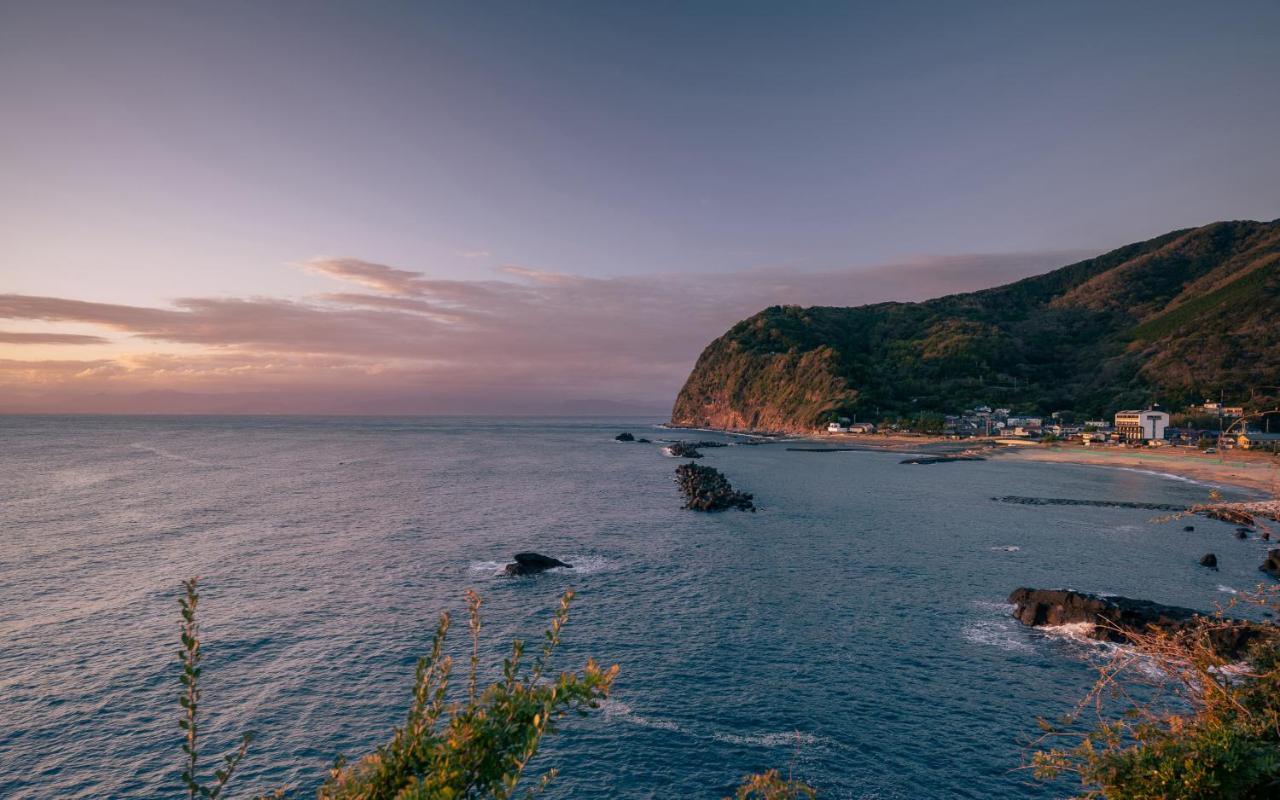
1032,587 -> 1280,799
177,579 -> 616,798
729,769 -> 817,799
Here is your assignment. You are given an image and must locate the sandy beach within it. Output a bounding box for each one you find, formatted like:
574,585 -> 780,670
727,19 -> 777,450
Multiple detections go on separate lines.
997,444 -> 1280,499
807,431 -> 1280,499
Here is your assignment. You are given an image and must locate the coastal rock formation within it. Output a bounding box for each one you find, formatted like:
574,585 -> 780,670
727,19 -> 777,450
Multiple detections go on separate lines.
1262,550 -> 1280,579
675,463 -> 755,512
504,552 -> 572,576
1200,553 -> 1218,568
900,455 -> 986,465
1235,528 -> 1250,539
1007,587 -> 1264,659
1184,525 -> 1196,532
615,432 -> 635,442
665,441 -> 704,458
671,220 -> 1280,433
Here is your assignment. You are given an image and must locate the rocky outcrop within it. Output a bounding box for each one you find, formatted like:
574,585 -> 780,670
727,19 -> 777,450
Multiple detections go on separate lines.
665,441 -> 703,458
1262,550 -> 1280,579
1007,587 -> 1265,659
1200,553 -> 1218,568
900,455 -> 986,465
504,552 -> 572,576
675,463 -> 755,512
615,432 -> 635,442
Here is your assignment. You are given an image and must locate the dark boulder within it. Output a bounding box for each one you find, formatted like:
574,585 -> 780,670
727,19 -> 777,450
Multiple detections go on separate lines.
1007,587 -> 1265,659
1200,553 -> 1218,568
504,552 -> 572,576
637,438 -> 652,443
666,441 -> 704,458
1235,528 -> 1250,539
675,462 -> 755,512
615,432 -> 635,442
1184,525 -> 1196,532
1262,550 -> 1280,580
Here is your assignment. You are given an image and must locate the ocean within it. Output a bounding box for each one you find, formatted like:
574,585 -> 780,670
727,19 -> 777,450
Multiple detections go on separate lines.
0,415 -> 1268,799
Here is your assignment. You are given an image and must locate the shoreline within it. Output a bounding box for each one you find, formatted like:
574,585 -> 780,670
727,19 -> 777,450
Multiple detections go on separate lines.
677,423 -> 1279,499
993,444 -> 1279,500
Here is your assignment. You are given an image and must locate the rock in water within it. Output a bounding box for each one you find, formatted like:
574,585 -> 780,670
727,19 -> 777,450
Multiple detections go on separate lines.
1007,587 -> 1264,659
1200,553 -> 1218,568
1184,525 -> 1196,532
674,463 -> 755,512
666,441 -> 703,458
504,552 -> 573,576
1235,528 -> 1250,539
1262,550 -> 1280,579
615,432 -> 635,442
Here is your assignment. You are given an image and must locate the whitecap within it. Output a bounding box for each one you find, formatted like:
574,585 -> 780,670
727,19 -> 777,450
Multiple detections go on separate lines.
990,545 -> 1021,552
601,700 -> 683,732
961,621 -> 1034,653
468,560 -> 504,574
1039,621 -> 1098,640
712,730 -> 823,748
1217,585 -> 1239,595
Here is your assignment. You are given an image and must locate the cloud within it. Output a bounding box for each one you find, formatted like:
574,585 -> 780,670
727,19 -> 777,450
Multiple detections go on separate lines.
0,330 -> 109,345
304,258 -> 428,295
0,248 -> 1090,413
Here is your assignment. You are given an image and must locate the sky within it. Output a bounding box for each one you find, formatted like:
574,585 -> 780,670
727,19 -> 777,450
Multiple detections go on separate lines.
2,0 -> 1278,414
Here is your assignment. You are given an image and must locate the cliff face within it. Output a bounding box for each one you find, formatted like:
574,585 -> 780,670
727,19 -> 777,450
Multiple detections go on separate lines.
671,220 -> 1280,434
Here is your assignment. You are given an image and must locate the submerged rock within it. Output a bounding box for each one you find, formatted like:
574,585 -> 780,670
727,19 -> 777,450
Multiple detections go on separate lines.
614,432 -> 635,442
900,455 -> 986,465
504,552 -> 572,576
1200,553 -> 1218,568
1235,528 -> 1250,539
675,462 -> 755,512
1262,550 -> 1280,580
1184,525 -> 1196,532
1007,587 -> 1264,659
637,437 -> 652,443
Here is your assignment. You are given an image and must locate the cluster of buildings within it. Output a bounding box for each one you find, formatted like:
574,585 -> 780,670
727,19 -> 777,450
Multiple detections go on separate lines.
824,399 -> 1280,452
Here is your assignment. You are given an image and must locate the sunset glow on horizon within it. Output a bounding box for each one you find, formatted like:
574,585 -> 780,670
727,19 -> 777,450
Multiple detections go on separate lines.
4,1 -> 1278,413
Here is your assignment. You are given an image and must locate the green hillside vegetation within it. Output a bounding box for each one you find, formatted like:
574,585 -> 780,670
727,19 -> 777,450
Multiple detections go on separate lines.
672,220 -> 1280,432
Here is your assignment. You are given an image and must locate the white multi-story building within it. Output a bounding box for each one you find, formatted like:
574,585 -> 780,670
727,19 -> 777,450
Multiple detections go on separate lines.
1114,409 -> 1169,442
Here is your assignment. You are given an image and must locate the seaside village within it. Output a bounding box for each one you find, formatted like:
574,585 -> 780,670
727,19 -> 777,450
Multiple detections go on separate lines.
825,398 -> 1280,453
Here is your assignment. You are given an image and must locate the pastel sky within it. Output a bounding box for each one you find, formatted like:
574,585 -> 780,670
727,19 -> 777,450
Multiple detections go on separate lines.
2,1 -> 1278,413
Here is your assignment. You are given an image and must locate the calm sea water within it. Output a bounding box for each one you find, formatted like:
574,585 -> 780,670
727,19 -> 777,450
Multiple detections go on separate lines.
0,416 -> 1269,799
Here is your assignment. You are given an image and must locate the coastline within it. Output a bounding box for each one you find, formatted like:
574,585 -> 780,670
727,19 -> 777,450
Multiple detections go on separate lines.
680,423 -> 1280,500
994,444 -> 1280,500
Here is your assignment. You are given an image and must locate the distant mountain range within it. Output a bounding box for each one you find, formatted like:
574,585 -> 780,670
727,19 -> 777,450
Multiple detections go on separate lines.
671,219 -> 1280,433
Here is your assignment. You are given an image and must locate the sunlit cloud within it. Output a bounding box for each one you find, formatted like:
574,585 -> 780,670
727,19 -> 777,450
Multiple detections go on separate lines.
0,249 -> 1090,413
0,330 -> 109,345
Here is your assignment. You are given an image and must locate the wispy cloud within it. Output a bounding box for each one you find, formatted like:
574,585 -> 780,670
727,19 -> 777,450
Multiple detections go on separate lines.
0,330 -> 109,345
0,249 -> 1090,413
